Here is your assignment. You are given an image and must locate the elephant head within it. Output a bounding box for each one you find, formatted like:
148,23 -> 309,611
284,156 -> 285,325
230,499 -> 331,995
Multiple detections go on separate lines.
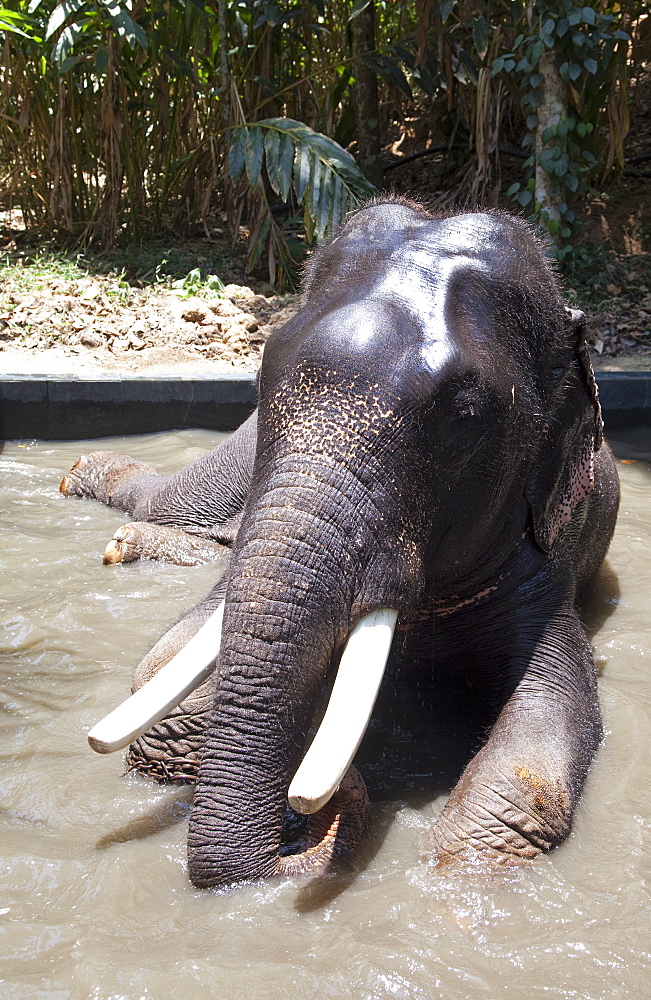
85,198 -> 612,888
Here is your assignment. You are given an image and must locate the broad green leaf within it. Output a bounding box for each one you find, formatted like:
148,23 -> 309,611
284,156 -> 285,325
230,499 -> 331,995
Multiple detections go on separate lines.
293,141 -> 311,202
46,0 -> 86,40
52,20 -> 84,66
471,14 -> 490,57
440,0 -> 457,25
316,169 -> 331,240
308,152 -> 324,231
0,11 -> 32,36
100,0 -> 147,49
276,131 -> 293,202
228,126 -> 247,182
329,173 -> 345,234
264,128 -> 281,195
245,127 -> 264,188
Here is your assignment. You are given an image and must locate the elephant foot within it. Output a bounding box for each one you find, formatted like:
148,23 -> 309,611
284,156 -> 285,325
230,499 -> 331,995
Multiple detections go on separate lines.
428,762 -> 573,866
125,689 -> 212,784
104,522 -> 228,566
60,451 -> 157,506
123,612 -> 220,783
278,765 -> 369,877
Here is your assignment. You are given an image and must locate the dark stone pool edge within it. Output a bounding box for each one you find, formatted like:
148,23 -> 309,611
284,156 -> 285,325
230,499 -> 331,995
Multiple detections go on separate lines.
1,370 -> 649,440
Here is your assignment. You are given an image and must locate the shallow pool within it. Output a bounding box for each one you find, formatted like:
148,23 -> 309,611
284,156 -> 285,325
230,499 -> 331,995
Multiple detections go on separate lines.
1,427 -> 650,999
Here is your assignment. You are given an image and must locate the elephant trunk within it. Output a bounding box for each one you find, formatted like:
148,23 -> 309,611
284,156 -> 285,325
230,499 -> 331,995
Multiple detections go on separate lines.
186,479 -> 404,888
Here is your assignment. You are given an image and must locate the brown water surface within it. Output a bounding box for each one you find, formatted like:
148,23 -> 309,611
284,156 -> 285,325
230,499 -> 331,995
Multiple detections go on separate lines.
1,427 -> 650,999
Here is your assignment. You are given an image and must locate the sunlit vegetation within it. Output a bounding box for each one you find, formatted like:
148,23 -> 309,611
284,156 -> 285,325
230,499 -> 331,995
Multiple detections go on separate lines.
0,1 -> 647,286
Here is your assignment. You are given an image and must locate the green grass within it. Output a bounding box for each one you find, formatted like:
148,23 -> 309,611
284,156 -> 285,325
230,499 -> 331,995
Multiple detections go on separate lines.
0,237 -> 243,314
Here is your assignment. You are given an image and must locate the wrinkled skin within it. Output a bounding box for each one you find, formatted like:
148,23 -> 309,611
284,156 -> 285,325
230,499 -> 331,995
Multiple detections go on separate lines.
61,198 -> 620,889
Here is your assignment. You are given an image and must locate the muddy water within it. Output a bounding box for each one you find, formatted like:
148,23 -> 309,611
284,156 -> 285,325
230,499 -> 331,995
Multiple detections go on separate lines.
1,427 -> 650,1000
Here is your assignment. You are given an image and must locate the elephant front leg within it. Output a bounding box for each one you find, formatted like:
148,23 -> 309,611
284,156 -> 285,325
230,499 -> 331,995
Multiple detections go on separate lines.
124,593 -> 226,783
430,607 -> 602,864
103,522 -> 229,565
60,451 -> 163,512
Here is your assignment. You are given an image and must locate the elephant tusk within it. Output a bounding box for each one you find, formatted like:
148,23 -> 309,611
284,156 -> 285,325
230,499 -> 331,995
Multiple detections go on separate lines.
288,607 -> 398,816
87,600 -> 225,754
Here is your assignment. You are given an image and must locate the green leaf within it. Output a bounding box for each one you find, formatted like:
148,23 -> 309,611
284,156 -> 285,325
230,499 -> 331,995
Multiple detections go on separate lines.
582,6 -> 596,26
277,131 -> 294,202
349,0 -> 372,20
45,0 -> 86,40
516,190 -> 533,207
491,56 -> 505,76
366,52 -> 412,99
547,218 -> 559,236
264,127 -> 281,195
584,58 -> 598,74
308,151 -> 324,228
316,168 -> 331,241
245,127 -> 264,189
0,12 -> 31,36
94,46 -> 108,75
471,14 -> 490,57
293,140 -> 311,202
100,0 -> 147,49
506,181 -> 520,196
440,0 -> 457,25
228,127 -> 247,183
329,173 -> 346,234
565,173 -> 579,192
52,20 -> 84,66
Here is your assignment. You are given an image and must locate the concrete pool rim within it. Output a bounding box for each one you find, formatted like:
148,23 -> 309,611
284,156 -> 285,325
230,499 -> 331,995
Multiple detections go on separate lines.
1,370 -> 650,439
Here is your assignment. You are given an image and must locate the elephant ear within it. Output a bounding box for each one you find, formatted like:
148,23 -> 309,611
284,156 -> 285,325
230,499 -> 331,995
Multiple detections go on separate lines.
525,308 -> 603,554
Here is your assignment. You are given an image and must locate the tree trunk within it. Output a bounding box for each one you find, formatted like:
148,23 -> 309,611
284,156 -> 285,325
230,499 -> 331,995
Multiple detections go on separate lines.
535,51 -> 567,237
351,1 -> 383,189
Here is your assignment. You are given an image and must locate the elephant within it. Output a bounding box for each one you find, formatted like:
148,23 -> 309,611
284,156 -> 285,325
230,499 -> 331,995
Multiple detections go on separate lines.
60,196 -> 620,890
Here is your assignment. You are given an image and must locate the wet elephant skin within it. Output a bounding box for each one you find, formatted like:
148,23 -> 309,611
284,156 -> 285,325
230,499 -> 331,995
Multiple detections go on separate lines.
60,196 -> 620,889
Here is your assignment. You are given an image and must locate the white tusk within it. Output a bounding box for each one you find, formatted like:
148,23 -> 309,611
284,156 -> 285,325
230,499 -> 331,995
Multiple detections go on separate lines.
288,607 -> 398,815
87,600 -> 225,755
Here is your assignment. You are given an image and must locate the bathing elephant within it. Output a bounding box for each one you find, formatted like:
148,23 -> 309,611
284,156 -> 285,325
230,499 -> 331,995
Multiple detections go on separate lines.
61,197 -> 620,889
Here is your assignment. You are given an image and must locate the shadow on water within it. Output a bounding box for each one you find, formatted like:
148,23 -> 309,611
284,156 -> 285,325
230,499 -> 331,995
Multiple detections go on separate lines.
579,558 -> 621,640
95,788 -> 192,849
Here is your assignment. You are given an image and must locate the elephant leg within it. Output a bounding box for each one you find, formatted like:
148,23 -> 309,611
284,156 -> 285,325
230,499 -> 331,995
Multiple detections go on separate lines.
60,410 -> 257,529
103,522 -> 229,566
124,588 -> 226,783
430,605 -> 602,864
60,451 -> 162,510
